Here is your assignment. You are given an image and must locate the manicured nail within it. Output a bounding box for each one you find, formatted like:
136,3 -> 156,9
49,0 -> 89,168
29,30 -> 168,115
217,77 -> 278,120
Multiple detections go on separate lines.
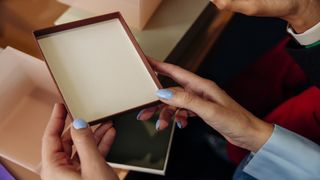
156,89 -> 173,100
136,109 -> 144,120
176,121 -> 182,129
155,119 -> 160,131
73,119 -> 88,129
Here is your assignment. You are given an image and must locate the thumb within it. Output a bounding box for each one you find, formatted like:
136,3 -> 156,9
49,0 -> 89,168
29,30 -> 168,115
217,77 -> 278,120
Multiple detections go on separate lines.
156,87 -> 222,120
71,119 -> 108,174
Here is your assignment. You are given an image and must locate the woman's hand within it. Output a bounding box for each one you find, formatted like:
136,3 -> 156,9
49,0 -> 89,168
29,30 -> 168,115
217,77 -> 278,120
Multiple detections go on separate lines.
210,0 -> 320,33
139,59 -> 273,152
41,103 -> 118,180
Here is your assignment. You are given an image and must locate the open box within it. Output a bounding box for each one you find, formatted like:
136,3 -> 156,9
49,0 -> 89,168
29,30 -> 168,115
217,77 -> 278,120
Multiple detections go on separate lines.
0,47 -> 62,173
57,0 -> 162,30
34,12 -> 162,125
33,12 -> 174,175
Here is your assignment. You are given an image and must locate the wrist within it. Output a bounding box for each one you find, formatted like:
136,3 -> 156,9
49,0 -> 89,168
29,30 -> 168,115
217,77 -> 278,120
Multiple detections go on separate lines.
287,18 -> 320,34
245,118 -> 274,152
285,0 -> 320,33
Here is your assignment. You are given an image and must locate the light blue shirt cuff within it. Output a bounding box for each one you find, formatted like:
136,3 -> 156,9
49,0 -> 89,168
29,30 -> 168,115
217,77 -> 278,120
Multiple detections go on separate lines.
243,125 -> 320,180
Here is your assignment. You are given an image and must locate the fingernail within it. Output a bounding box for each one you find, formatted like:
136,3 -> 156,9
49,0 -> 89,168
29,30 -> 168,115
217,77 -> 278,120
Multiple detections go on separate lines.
156,89 -> 173,100
136,109 -> 144,120
176,121 -> 182,129
155,119 -> 160,131
73,119 -> 88,129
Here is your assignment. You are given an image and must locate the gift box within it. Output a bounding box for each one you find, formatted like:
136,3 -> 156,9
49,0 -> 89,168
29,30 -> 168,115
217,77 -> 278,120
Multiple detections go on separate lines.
0,47 -> 62,173
34,12 -> 162,125
33,13 -> 173,175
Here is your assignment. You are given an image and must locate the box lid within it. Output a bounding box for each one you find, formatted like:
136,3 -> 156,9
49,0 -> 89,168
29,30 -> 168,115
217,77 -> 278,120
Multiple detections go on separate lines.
34,12 -> 162,124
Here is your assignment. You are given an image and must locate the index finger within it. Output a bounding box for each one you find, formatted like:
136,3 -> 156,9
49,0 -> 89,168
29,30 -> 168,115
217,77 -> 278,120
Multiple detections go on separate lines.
42,103 -> 68,162
149,58 -> 221,102
148,58 -> 203,85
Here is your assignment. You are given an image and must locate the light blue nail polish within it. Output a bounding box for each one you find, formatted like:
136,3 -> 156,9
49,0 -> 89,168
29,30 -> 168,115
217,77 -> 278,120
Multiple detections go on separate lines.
176,121 -> 182,129
155,119 -> 160,131
156,89 -> 173,100
73,119 -> 88,129
136,109 -> 144,120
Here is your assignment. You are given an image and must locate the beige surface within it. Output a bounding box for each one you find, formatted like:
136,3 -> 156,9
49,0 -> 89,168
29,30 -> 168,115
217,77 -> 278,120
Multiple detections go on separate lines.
0,47 -> 62,173
55,0 -> 210,60
38,18 -> 159,123
58,0 -> 162,30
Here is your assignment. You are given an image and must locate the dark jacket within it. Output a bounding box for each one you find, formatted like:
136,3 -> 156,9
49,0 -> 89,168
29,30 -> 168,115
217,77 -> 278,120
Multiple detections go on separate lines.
287,40 -> 320,88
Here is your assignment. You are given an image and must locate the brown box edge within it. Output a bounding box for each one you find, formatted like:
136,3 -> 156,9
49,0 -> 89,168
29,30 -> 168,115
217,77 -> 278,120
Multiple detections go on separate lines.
32,12 -> 163,124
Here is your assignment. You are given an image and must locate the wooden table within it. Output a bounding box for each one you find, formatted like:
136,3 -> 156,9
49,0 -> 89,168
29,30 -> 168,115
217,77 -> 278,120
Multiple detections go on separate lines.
0,0 -> 233,179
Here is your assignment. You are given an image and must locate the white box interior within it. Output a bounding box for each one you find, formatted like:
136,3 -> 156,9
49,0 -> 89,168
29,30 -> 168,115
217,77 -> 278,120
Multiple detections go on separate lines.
0,47 -> 62,172
37,18 -> 159,123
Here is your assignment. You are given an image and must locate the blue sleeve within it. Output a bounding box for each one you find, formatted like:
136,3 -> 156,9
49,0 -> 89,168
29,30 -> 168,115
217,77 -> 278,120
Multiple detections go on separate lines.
243,125 -> 320,180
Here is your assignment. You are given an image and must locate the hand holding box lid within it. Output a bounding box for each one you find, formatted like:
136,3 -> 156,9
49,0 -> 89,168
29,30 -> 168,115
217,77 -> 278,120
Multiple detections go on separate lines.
40,104 -> 118,180
33,13 -> 174,175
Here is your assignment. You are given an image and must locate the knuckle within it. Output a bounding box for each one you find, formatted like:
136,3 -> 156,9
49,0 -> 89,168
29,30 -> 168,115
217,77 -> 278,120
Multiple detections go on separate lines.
73,131 -> 92,143
167,63 -> 180,73
243,6 -> 259,16
203,79 -> 220,94
203,79 -> 217,88
109,128 -> 116,137
215,1 -> 232,10
180,92 -> 195,106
